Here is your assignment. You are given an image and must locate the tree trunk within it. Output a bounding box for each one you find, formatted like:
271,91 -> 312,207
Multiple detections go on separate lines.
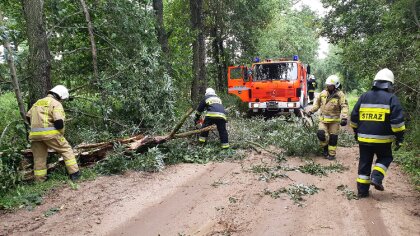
79,0 -> 99,86
22,0 -> 52,107
0,11 -> 27,123
190,0 -> 207,105
0,12 -> 27,124
152,0 -> 173,78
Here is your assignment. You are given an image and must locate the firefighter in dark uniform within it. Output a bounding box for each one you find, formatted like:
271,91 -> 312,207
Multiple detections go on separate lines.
307,75 -> 317,104
350,68 -> 405,198
194,88 -> 229,149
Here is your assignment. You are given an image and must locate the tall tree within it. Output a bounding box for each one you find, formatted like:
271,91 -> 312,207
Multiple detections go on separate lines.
153,0 -> 173,78
22,0 -> 52,106
189,0 -> 206,104
0,11 -> 27,124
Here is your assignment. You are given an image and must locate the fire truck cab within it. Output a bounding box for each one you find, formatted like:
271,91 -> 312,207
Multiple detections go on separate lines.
228,56 -> 310,116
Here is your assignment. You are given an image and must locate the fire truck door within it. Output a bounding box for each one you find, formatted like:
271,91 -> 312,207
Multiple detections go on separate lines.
227,66 -> 251,102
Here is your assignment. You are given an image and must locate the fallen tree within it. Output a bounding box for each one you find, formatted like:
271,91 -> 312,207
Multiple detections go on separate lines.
21,108 -> 217,179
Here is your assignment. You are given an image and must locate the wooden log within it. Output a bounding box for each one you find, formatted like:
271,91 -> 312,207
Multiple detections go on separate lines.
168,107 -> 194,139
128,125 -> 217,150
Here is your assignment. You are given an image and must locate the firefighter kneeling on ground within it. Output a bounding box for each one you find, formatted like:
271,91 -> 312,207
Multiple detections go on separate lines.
307,74 -> 317,104
26,85 -> 81,182
350,68 -> 405,198
307,75 -> 349,160
194,88 -> 229,149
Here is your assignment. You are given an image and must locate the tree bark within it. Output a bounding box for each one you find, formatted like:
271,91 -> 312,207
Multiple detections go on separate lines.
0,11 -> 27,124
79,0 -> 99,86
190,0 -> 207,105
412,0 -> 420,30
22,0 -> 52,107
152,0 -> 173,78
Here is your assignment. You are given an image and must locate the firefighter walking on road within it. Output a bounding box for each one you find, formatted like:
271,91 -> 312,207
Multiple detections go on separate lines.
26,85 -> 81,182
308,75 -> 349,160
307,75 -> 317,104
350,68 -> 405,198
194,88 -> 229,149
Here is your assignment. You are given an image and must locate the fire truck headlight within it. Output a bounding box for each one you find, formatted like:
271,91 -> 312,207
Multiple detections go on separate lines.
287,102 -> 295,108
252,103 -> 259,108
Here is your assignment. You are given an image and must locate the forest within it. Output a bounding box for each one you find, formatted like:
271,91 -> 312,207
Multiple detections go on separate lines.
0,0 -> 419,216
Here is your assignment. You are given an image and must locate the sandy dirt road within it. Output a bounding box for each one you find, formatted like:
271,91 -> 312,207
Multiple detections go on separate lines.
1,146 -> 419,236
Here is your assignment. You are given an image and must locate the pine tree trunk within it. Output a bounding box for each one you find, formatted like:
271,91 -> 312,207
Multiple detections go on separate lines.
22,0 -> 52,107
190,0 -> 206,105
153,0 -> 173,78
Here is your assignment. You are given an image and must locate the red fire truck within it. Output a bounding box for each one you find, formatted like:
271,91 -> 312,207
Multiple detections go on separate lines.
228,56 -> 311,116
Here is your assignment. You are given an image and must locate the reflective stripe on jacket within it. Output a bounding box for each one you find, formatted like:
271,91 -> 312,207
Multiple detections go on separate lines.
310,89 -> 348,123
27,95 -> 65,141
196,95 -> 226,120
350,89 -> 405,144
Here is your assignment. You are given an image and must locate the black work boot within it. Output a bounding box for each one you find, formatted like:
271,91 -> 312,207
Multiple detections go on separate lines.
370,170 -> 385,191
70,171 -> 81,182
357,182 -> 370,198
322,146 -> 328,157
370,177 -> 384,191
357,191 -> 369,198
326,155 -> 336,160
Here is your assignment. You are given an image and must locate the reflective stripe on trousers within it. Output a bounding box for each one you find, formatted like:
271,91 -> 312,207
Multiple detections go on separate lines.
65,158 -> 78,167
357,175 -> 371,184
373,163 -> 387,176
34,169 -> 47,176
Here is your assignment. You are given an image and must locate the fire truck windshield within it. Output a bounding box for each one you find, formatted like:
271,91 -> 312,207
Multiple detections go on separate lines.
253,63 -> 297,81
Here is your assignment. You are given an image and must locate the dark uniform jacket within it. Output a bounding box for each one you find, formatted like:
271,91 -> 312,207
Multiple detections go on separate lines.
307,79 -> 317,92
350,89 -> 405,144
196,95 -> 226,120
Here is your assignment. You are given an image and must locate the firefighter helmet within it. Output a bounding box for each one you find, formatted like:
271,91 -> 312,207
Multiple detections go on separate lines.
49,85 -> 69,100
309,75 -> 315,80
205,88 -> 216,96
325,75 -> 340,88
374,68 -> 394,84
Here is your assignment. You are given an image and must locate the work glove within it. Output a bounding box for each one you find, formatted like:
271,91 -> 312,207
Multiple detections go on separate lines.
340,118 -> 347,126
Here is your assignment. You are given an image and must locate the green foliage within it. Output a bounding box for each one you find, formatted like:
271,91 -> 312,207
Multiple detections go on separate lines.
0,92 -> 20,132
44,207 -> 60,217
0,147 -> 24,196
321,0 -> 420,116
264,184 -> 322,206
297,161 -> 349,176
250,164 -> 289,182
394,149 -> 420,189
229,116 -> 320,156
336,184 -> 358,200
258,2 -> 319,63
0,170 -> 70,210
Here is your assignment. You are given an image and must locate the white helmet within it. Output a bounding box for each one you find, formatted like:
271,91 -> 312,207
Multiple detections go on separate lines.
49,85 -> 69,100
205,88 -> 216,96
325,75 -> 340,88
309,75 -> 315,80
374,68 -> 394,84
